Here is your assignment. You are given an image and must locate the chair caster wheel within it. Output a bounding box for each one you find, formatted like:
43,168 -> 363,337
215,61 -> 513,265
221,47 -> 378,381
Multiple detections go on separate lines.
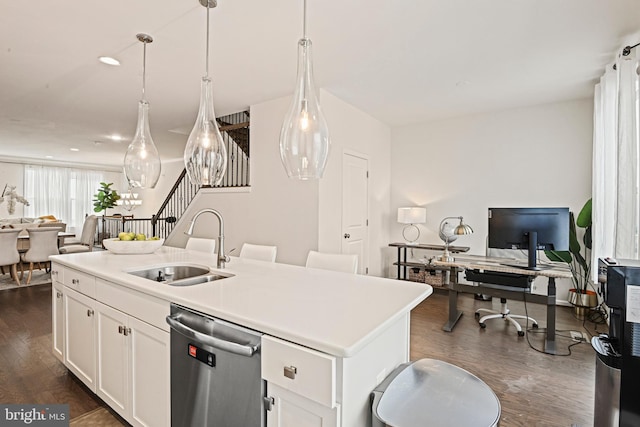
518,331 -> 525,337
475,312 -> 480,319
532,323 -> 539,329
479,323 -> 486,329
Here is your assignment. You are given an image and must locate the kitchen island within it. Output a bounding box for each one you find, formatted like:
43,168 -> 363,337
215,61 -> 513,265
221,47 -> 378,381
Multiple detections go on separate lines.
50,246 -> 432,426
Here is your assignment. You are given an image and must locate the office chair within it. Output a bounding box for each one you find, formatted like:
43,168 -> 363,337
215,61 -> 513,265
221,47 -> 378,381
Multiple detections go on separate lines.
472,247 -> 538,337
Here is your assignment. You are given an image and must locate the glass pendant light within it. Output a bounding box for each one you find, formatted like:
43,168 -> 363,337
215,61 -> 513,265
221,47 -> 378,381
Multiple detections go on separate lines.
123,33 -> 161,189
184,0 -> 227,187
279,0 -> 330,180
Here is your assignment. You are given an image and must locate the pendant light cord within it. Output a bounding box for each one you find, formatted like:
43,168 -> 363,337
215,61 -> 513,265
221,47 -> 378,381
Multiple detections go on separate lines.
206,2 -> 210,78
142,41 -> 147,101
302,0 -> 307,39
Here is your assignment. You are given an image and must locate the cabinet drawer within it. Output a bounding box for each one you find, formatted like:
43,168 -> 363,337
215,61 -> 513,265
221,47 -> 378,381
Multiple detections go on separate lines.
96,278 -> 170,332
64,267 -> 96,298
262,335 -> 336,408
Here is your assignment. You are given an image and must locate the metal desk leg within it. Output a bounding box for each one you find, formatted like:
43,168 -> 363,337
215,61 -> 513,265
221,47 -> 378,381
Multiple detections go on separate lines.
443,268 -> 463,332
396,247 -> 401,279
545,277 -> 557,354
402,247 -> 408,280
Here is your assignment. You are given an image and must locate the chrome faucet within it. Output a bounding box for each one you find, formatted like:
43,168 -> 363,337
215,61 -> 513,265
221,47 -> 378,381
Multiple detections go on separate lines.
184,208 -> 228,269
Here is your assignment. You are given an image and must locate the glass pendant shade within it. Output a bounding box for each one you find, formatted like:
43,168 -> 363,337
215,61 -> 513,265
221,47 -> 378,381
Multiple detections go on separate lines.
279,38 -> 330,179
184,76 -> 227,186
124,100 -> 161,188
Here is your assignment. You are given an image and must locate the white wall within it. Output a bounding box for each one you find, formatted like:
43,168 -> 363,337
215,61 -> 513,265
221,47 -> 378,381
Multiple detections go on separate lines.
165,95 -> 319,266
319,90 -> 392,277
390,99 -> 593,303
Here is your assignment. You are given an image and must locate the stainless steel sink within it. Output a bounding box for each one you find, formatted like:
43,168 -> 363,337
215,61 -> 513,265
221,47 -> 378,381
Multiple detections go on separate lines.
127,264 -> 232,286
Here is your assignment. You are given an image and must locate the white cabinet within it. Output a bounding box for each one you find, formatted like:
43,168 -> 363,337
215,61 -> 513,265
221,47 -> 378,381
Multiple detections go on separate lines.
64,286 -> 97,391
51,269 -> 65,363
52,264 -> 170,427
96,301 -> 170,427
266,383 -> 340,427
263,335 -> 340,427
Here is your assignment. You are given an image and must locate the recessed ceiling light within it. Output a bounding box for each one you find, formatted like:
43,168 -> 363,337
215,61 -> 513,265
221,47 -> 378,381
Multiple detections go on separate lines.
70,148 -> 80,152
45,155 -> 53,159
98,56 -> 120,66
109,134 -> 123,141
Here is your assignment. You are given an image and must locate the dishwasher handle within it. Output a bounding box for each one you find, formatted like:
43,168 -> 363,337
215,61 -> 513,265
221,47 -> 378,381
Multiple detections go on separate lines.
166,314 -> 260,357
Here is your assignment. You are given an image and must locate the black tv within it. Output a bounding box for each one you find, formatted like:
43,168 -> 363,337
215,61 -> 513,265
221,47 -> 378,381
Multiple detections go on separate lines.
488,207 -> 570,270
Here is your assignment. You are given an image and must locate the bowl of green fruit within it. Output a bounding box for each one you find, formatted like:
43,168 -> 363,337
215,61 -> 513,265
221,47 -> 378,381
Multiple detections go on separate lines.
102,233 -> 164,254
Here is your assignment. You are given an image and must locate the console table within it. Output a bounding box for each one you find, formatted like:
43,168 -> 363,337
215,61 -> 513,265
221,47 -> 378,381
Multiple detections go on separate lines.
389,242 -> 470,280
432,255 -> 572,355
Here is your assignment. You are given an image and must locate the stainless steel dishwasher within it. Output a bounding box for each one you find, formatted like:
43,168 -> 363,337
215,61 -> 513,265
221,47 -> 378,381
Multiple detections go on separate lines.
166,303 -> 265,426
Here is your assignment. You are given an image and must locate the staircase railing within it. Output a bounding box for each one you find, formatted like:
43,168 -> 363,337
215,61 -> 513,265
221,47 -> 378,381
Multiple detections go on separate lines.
96,110 -> 250,245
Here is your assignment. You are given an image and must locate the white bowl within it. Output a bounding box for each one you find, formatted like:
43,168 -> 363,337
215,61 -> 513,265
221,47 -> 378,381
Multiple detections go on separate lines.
103,238 -> 164,255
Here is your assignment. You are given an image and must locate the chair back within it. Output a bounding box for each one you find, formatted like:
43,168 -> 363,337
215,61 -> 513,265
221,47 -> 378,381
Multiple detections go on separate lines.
239,243 -> 277,262
305,250 -> 358,274
185,237 -> 216,254
39,222 -> 67,232
80,215 -> 98,247
24,228 -> 60,262
0,229 -> 21,266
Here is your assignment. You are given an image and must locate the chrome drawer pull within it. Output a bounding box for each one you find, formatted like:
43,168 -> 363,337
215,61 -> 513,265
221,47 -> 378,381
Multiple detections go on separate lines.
284,365 -> 297,380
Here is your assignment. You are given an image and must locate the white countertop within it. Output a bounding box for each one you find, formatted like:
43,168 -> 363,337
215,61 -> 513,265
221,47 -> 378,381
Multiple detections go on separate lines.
51,247 -> 432,357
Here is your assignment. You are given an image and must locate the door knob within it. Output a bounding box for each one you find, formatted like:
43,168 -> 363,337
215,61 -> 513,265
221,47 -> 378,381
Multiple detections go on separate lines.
344,233 -> 350,239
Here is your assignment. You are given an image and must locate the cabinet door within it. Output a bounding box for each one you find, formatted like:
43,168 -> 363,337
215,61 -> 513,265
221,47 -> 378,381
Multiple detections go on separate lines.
96,302 -> 129,420
129,316 -> 170,427
64,287 -> 96,391
267,383 -> 340,427
52,281 -> 65,363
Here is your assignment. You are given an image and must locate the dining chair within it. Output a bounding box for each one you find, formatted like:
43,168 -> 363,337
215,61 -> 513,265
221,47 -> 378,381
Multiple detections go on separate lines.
0,229 -> 22,286
305,250 -> 358,274
239,243 -> 277,262
185,237 -> 217,253
22,228 -> 60,284
59,215 -> 97,254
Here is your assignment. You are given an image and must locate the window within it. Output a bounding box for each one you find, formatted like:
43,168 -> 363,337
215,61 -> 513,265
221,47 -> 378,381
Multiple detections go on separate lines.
24,165 -> 105,232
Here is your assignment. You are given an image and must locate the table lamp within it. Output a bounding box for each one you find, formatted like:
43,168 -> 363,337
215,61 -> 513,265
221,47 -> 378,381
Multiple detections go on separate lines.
397,207 -> 427,243
438,216 -> 473,261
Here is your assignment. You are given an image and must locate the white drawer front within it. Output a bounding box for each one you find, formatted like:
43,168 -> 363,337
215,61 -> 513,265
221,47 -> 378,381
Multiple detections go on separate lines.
262,335 -> 336,408
50,263 -> 64,285
96,278 -> 170,332
64,267 -> 96,298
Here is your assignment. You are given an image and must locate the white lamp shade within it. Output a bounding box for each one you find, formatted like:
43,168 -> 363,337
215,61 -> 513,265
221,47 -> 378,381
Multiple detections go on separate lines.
397,207 -> 426,224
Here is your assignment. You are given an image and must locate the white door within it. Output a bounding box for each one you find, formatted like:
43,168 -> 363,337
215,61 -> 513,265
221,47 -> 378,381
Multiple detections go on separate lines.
52,281 -> 65,363
342,153 -> 369,274
96,302 -> 129,420
64,287 -> 96,391
129,316 -> 170,427
266,383 -> 339,427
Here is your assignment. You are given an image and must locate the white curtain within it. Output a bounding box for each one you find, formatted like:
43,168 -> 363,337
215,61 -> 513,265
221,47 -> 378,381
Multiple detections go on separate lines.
593,46 -> 640,274
24,165 -> 105,232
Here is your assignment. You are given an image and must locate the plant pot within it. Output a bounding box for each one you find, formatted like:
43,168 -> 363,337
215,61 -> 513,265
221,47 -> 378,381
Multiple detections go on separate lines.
567,289 -> 597,308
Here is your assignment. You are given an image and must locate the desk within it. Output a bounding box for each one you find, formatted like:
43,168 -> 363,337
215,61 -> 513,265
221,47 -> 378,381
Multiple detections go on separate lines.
433,255 -> 572,355
389,242 -> 470,280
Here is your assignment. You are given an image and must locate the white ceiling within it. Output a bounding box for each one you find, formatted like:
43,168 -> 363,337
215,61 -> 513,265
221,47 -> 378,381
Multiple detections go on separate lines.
0,0 -> 638,167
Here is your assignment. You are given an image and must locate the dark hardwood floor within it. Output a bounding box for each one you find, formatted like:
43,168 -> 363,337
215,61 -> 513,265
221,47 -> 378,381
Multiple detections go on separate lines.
411,290 -> 602,427
0,283 -> 125,424
0,283 -> 601,426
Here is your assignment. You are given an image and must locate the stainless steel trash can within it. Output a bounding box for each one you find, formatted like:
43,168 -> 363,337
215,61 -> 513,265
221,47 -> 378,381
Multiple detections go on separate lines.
592,336 -> 621,427
371,358 -> 501,427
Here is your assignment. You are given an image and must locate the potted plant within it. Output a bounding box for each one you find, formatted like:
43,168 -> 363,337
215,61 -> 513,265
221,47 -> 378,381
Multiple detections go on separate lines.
93,182 -> 120,215
545,199 -> 597,316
